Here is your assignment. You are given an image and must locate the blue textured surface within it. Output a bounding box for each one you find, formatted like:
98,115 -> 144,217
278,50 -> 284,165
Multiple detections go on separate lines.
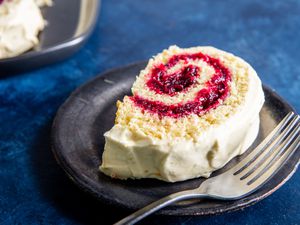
0,0 -> 300,224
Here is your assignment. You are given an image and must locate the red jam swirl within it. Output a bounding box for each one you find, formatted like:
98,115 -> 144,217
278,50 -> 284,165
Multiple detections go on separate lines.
132,52 -> 231,118
147,64 -> 200,96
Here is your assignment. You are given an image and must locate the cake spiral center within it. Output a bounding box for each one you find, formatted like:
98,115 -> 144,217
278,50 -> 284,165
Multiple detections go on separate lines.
147,65 -> 200,96
132,52 -> 232,118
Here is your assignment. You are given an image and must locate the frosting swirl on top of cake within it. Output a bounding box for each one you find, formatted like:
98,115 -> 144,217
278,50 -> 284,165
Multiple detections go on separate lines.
100,45 -> 265,182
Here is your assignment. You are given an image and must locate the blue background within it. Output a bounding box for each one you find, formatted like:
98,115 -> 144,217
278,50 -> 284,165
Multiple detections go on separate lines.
0,0 -> 299,224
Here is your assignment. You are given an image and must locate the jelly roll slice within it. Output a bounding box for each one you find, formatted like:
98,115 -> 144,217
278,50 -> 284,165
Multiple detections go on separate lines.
100,45 -> 264,182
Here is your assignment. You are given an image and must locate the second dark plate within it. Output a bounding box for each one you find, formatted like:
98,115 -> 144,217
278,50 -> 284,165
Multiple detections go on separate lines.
0,0 -> 100,74
51,61 -> 300,216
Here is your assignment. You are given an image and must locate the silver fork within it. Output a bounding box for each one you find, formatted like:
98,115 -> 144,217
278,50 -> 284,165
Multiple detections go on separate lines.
114,112 -> 300,225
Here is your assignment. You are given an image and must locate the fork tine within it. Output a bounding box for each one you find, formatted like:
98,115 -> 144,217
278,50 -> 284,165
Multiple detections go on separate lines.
247,126 -> 300,185
239,115 -> 300,180
234,112 -> 296,175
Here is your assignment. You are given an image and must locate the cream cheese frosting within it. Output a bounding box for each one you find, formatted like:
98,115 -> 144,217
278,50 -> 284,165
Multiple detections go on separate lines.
0,0 -> 51,59
100,46 -> 265,182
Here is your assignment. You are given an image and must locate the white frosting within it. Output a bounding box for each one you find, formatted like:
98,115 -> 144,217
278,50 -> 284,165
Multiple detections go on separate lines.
35,0 -> 52,7
0,0 -> 51,59
100,49 -> 265,183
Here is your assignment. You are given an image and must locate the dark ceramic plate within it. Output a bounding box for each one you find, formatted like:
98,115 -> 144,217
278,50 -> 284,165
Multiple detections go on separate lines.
52,61 -> 300,216
0,0 -> 100,74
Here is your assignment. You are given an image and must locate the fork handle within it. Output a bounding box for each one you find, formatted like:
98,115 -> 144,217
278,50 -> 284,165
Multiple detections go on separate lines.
114,190 -> 205,225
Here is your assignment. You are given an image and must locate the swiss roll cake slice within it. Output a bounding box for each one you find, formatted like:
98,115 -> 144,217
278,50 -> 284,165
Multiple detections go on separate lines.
100,45 -> 265,182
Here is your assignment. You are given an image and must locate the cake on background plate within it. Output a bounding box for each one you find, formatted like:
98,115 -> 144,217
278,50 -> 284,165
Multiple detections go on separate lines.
0,0 -> 52,59
100,45 -> 265,182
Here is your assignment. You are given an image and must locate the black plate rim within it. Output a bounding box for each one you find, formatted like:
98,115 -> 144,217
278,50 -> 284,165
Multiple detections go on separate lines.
51,61 -> 299,216
0,0 -> 100,64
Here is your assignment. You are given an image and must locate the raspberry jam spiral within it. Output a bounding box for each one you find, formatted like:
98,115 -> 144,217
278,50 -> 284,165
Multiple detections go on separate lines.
132,52 -> 231,118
